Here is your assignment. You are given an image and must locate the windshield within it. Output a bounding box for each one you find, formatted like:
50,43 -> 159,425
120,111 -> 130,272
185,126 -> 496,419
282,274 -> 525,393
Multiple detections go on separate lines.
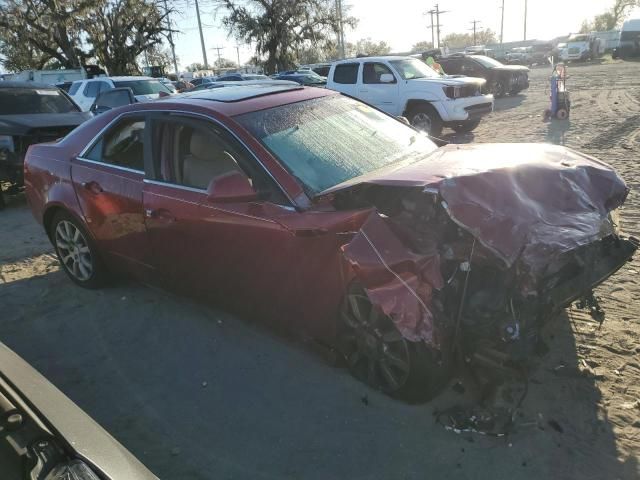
0,87 -> 79,114
470,55 -> 504,68
236,95 -> 436,195
113,80 -> 171,95
568,34 -> 589,42
389,58 -> 441,79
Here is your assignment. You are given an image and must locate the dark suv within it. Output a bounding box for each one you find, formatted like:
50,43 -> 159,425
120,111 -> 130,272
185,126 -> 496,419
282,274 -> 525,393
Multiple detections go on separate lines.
439,54 -> 530,98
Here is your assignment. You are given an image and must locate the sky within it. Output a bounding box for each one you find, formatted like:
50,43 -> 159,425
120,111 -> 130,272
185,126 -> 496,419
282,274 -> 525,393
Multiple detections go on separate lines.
170,0 -> 637,70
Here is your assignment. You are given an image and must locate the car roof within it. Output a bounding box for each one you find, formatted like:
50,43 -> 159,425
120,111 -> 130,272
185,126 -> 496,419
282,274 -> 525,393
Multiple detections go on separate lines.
0,81 -> 59,89
333,56 -> 411,64
128,82 -> 336,116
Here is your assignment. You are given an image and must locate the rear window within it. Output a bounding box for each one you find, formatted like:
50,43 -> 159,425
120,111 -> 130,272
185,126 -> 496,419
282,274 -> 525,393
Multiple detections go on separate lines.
333,63 -> 359,84
0,87 -> 80,114
114,80 -> 172,95
68,82 -> 81,95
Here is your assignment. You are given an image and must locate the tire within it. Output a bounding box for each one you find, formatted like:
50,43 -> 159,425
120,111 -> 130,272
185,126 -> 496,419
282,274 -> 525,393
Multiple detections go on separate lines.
451,119 -> 481,133
493,79 -> 507,98
51,210 -> 108,289
408,104 -> 443,137
337,284 -> 451,403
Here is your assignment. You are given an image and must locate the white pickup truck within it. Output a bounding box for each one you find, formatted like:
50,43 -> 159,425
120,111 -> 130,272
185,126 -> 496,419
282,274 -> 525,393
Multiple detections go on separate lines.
327,56 -> 494,136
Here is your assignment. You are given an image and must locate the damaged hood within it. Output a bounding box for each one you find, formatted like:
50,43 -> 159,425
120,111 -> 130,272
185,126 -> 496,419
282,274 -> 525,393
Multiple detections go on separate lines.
328,143 -> 629,268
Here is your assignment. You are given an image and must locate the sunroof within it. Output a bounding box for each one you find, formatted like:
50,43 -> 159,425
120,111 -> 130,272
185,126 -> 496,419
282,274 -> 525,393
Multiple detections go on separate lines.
181,83 -> 304,103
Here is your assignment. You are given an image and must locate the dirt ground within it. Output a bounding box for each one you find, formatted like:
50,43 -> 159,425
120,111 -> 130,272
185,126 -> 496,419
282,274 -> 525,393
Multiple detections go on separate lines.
1,60 -> 639,480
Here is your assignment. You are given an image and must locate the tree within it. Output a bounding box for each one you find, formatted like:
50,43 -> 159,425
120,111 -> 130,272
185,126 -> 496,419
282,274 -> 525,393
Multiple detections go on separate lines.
353,38 -> 391,56
580,0 -> 639,32
0,0 -> 175,74
142,45 -> 177,72
85,0 -> 174,75
216,0 -> 356,74
442,29 -> 497,48
411,41 -> 434,53
0,0 -> 91,70
186,62 -> 208,72
214,57 -> 238,68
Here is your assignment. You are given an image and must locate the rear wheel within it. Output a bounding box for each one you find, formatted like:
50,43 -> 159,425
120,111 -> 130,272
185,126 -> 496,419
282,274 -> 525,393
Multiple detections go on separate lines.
451,119 -> 481,133
52,211 -> 108,288
338,284 -> 451,403
408,104 -> 443,138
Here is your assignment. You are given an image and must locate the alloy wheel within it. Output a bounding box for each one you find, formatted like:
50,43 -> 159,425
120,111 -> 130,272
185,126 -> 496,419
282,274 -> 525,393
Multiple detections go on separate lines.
55,220 -> 93,281
340,291 -> 412,393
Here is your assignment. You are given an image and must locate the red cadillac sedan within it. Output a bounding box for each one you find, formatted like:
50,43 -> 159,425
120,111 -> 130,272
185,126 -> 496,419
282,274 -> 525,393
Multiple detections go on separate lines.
24,84 -> 637,402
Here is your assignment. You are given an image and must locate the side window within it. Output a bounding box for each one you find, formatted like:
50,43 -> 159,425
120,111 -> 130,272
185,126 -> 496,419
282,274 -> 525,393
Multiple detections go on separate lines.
96,81 -> 111,93
68,82 -> 81,96
83,81 -> 100,98
333,63 -> 359,84
362,62 -> 396,84
84,116 -> 145,171
151,117 -> 287,203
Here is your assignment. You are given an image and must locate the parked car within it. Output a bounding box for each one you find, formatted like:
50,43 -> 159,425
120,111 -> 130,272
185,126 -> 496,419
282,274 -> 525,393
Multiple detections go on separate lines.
327,56 -> 493,136
561,34 -> 596,61
24,84 -> 637,402
189,77 -> 215,87
530,43 -> 553,65
0,82 -> 91,207
68,76 -> 173,111
275,72 -> 327,86
505,46 -> 532,65
0,341 -> 157,479
55,81 -> 74,92
438,54 -> 530,98
299,63 -> 332,77
172,80 -> 195,92
613,18 -> 640,59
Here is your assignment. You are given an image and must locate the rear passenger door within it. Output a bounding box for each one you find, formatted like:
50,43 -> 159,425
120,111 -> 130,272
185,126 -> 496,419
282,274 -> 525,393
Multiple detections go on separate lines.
358,62 -> 400,115
72,113 -> 151,277
330,63 -> 360,97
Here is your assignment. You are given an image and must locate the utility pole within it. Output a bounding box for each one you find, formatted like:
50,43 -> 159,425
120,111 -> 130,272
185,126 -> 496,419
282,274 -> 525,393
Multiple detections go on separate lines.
162,0 -> 179,77
470,19 -> 481,45
235,46 -> 241,70
212,46 -> 223,69
500,0 -> 505,44
195,0 -> 209,69
523,0 -> 528,40
426,9 -> 436,47
336,0 -> 346,58
433,4 -> 448,49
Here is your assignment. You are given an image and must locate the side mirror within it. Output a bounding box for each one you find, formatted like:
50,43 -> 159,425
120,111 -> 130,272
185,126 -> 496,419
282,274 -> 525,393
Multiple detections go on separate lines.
396,116 -> 410,125
90,87 -> 135,115
379,73 -> 395,83
206,171 -> 258,203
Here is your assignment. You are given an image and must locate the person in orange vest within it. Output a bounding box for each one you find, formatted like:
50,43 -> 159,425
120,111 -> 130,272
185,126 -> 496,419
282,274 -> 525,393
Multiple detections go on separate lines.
426,56 -> 444,74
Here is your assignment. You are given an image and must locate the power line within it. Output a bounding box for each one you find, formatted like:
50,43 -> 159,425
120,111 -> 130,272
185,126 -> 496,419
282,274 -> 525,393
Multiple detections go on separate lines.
426,9 -> 436,47
523,0 -> 528,40
432,4 -> 448,48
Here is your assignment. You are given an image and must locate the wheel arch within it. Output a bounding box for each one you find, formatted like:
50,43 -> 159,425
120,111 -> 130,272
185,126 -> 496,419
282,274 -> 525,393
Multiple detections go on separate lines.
43,204 -> 93,244
403,99 -> 441,119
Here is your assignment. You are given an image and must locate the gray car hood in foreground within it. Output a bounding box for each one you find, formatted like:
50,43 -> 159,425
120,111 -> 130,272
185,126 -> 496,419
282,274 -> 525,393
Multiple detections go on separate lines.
0,343 -> 158,480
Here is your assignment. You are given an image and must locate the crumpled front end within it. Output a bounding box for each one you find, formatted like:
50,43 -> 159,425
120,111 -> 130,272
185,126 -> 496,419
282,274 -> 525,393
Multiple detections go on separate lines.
332,144 -> 637,362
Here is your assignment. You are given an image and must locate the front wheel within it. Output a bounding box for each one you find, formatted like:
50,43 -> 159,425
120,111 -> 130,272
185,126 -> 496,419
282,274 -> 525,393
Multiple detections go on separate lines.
493,80 -> 507,98
451,119 -> 481,133
408,104 -> 443,138
337,285 -> 451,403
52,211 -> 109,288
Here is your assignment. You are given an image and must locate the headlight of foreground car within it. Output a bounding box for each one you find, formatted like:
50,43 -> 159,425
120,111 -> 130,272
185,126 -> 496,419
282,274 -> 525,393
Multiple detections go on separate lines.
442,85 -> 461,99
45,460 -> 101,480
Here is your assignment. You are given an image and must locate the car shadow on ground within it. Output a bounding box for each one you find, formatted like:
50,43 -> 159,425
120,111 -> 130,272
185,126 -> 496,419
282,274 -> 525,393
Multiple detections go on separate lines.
494,95 -> 527,112
0,257 -> 636,479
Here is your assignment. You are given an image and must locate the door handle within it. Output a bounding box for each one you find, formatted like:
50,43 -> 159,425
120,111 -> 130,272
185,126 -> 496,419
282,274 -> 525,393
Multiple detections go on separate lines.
145,208 -> 175,223
359,89 -> 369,93
82,181 -> 103,194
